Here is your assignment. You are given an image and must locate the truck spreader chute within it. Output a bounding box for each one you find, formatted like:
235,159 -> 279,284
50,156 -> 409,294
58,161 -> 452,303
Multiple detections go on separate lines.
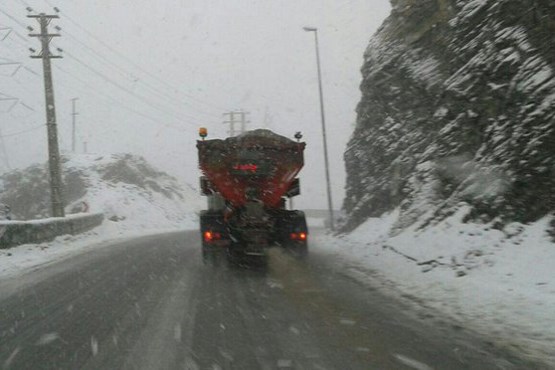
197,129 -> 308,263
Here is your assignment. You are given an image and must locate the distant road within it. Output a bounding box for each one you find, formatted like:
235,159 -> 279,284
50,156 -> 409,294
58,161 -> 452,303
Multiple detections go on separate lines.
0,231 -> 545,369
304,209 -> 338,218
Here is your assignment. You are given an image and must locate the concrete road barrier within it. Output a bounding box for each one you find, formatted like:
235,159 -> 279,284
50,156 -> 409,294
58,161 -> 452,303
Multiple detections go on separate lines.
0,213 -> 104,249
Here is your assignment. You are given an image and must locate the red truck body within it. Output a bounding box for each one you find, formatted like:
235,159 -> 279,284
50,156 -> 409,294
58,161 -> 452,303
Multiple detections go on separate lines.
197,129 -> 308,262
197,130 -> 306,208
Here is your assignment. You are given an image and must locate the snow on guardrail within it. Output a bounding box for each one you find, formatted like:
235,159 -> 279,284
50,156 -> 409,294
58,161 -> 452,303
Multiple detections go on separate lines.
0,213 -> 104,249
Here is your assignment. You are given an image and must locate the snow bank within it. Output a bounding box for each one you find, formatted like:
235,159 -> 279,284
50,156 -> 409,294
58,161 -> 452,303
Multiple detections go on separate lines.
317,208 -> 555,364
62,153 -> 203,231
0,153 -> 202,280
0,222 -> 191,281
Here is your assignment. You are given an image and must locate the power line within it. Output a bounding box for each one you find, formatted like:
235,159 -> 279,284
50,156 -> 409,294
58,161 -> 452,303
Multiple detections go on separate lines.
63,50 -> 207,125
0,123 -> 44,138
3,5 -> 223,124
53,64 -> 198,132
50,63 -> 236,136
42,1 -> 229,112
0,8 -> 27,29
60,31 -> 221,120
0,29 -> 28,48
60,39 -> 220,121
23,65 -> 40,76
9,28 -> 28,44
17,0 -> 31,9
0,7 -> 28,42
18,101 -> 34,112
0,27 -> 12,41
0,92 -> 19,112
3,5 -> 217,132
0,60 -> 22,76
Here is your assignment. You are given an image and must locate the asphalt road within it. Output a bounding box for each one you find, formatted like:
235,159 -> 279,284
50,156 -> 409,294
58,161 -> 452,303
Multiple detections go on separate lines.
0,230 -> 546,370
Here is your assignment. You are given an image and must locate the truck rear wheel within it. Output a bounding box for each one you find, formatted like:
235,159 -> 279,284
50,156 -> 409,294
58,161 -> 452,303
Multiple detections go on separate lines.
202,246 -> 226,266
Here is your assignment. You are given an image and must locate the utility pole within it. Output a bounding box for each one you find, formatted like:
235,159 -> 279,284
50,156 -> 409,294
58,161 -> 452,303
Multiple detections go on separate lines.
222,111 -> 236,136
71,97 -> 78,153
29,12 -> 65,217
223,110 -> 250,136
237,110 -> 250,134
0,128 -> 11,170
303,26 -> 334,230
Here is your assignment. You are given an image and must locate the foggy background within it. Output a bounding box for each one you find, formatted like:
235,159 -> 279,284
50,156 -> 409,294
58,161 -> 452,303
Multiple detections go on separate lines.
1,0 -> 390,210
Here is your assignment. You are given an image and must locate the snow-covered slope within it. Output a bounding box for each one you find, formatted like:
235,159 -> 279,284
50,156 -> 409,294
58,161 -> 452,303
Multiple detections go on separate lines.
337,2 -> 555,364
0,153 -> 203,231
0,154 -> 203,279
316,209 -> 555,364
344,0 -> 555,232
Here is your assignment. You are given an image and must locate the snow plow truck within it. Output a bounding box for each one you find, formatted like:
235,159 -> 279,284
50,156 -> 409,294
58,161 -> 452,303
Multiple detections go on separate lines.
197,128 -> 308,263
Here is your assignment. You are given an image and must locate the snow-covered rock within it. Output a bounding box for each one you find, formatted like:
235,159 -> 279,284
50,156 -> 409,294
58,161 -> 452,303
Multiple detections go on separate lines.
344,0 -> 555,232
0,153 -> 203,231
0,153 -> 203,279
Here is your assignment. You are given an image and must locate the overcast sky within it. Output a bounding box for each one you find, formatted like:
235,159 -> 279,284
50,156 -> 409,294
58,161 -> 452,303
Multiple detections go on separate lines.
1,0 -> 391,210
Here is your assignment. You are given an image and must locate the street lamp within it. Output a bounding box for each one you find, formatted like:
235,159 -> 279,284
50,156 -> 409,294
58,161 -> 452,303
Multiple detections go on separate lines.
303,26 -> 334,231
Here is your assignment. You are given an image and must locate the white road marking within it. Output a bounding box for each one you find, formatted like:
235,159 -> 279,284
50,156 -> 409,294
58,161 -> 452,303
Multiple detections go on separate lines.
339,318 -> 356,326
277,359 -> 293,368
91,336 -> 99,356
36,332 -> 60,345
3,347 -> 20,369
394,354 -> 434,370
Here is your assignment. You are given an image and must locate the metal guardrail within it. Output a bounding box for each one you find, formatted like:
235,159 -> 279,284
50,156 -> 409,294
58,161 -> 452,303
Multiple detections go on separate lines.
0,213 -> 104,249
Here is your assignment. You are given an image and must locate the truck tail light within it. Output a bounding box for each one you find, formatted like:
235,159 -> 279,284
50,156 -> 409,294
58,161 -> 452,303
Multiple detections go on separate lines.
204,231 -> 221,242
290,232 -> 307,241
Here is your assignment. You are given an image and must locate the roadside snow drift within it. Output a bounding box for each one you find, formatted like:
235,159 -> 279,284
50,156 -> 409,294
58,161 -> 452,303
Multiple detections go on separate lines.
0,154 -> 202,278
316,207 -> 555,365
0,153 -> 203,230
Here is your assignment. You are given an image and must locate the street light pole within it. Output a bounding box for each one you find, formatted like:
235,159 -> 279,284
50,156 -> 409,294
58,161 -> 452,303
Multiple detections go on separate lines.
71,97 -> 78,153
303,26 -> 334,231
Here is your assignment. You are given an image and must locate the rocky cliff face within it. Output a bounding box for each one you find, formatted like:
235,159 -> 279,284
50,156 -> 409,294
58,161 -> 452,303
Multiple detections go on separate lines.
343,0 -> 555,232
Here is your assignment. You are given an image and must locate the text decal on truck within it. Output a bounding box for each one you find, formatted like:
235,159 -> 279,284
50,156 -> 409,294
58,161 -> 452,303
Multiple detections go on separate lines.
233,164 -> 258,172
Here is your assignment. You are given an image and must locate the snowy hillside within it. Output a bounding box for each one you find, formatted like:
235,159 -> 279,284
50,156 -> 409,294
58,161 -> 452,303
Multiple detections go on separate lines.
0,153 -> 203,231
343,0 -> 555,232
0,154 -> 203,279
316,207 -> 555,364
336,1 -> 555,363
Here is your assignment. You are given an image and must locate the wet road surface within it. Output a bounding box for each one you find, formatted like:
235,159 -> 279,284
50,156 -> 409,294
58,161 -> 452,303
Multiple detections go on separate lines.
0,230 -> 546,369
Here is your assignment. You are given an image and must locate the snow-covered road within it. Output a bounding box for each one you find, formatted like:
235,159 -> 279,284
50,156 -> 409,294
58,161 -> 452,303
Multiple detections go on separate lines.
0,229 -> 542,369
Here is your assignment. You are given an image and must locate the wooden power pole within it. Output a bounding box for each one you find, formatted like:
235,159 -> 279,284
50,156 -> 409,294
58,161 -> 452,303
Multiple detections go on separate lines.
28,12 -> 65,217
